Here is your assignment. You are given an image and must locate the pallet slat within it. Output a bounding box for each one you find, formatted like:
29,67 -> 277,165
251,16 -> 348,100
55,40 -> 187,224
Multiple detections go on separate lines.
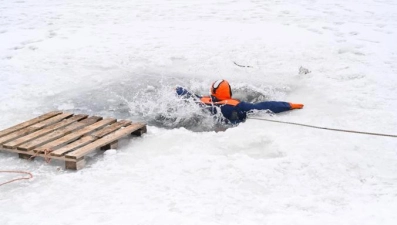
51,120 -> 132,156
80,116 -> 102,125
3,114 -> 88,149
0,111 -> 61,138
17,117 -> 101,151
0,112 -> 73,145
90,120 -> 132,138
0,147 -> 76,162
29,112 -> 74,129
34,118 -> 117,153
51,136 -> 97,156
66,123 -> 146,159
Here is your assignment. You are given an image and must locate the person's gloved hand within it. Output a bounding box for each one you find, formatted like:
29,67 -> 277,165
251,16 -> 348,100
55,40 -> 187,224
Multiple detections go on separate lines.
289,103 -> 304,109
176,87 -> 202,99
176,86 -> 188,96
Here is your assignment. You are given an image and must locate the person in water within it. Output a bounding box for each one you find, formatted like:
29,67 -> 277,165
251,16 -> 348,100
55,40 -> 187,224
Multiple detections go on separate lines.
176,79 -> 303,124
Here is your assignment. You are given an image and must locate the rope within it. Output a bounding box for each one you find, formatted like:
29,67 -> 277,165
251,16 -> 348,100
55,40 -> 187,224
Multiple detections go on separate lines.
29,149 -> 52,163
249,117 -> 397,138
0,170 -> 33,187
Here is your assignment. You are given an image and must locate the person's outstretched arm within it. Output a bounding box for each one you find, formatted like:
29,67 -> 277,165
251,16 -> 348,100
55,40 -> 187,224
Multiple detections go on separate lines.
175,87 -> 202,99
238,101 -> 303,113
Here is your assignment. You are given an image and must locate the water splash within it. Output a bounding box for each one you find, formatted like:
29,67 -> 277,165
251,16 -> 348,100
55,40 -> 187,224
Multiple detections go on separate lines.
43,74 -> 288,132
126,82 -> 226,132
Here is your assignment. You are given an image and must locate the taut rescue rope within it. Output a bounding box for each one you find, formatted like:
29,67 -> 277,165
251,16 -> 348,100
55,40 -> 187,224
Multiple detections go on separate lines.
249,117 -> 397,138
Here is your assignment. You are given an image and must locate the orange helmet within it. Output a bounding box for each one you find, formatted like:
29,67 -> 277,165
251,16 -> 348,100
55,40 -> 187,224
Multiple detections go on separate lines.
211,79 -> 232,101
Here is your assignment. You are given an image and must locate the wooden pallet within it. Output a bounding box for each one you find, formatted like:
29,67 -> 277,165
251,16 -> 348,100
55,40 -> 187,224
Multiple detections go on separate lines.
0,111 -> 147,170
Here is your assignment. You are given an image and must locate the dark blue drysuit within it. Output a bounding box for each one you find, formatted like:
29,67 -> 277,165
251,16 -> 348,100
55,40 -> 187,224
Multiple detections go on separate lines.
176,87 -> 292,124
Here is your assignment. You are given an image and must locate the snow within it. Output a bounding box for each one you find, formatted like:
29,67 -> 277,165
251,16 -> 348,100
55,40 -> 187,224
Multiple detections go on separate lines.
1,0 -> 397,224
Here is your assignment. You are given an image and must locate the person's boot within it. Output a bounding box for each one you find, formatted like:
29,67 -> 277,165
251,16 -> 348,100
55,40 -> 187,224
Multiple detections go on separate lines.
289,103 -> 304,109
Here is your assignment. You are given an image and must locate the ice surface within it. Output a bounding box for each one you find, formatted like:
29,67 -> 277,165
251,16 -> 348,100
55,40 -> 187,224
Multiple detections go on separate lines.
1,0 -> 397,224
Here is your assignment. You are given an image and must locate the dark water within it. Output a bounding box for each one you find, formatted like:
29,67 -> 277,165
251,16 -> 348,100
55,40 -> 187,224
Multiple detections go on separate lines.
42,74 -> 286,132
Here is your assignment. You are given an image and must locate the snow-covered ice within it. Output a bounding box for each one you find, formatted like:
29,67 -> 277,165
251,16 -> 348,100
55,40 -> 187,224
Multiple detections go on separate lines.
1,0 -> 397,224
